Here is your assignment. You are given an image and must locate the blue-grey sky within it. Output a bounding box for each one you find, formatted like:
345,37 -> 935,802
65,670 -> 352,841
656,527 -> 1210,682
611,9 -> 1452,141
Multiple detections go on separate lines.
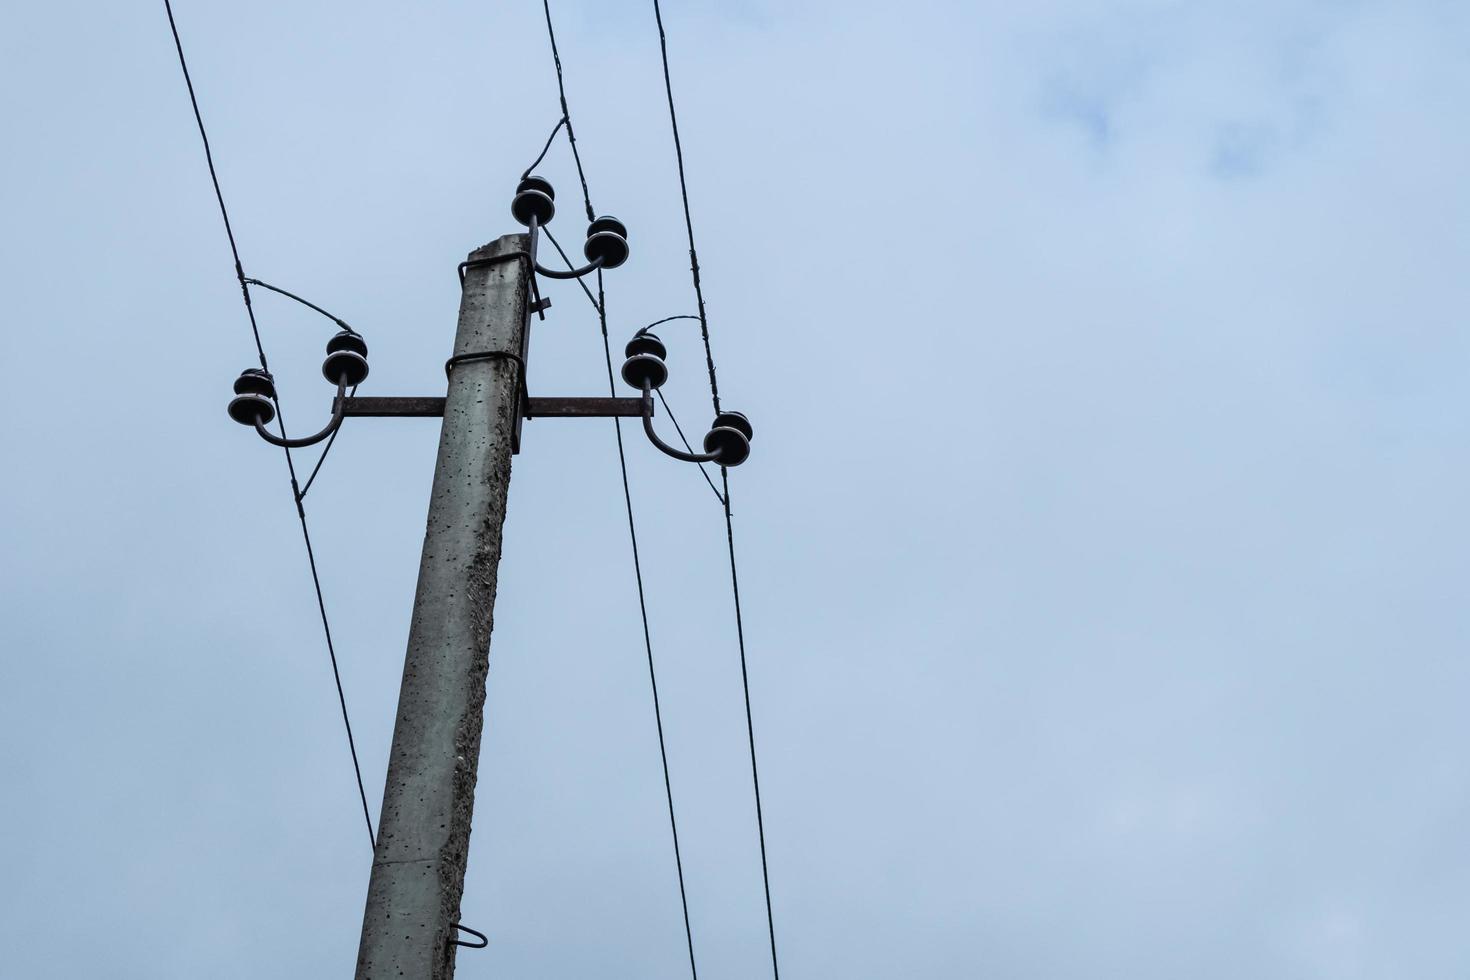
3,1 -> 1469,977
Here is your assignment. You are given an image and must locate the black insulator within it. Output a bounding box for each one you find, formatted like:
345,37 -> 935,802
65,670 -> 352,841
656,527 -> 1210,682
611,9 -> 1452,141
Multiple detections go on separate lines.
511,189 -> 555,227
712,410 -> 753,442
587,215 -> 627,240
233,368 -> 276,399
326,330 -> 367,358
322,349 -> 370,387
228,392 -> 276,427
703,425 -> 751,467
517,175 -> 555,199
621,353 -> 669,390
625,332 -> 667,361
584,230 -> 629,270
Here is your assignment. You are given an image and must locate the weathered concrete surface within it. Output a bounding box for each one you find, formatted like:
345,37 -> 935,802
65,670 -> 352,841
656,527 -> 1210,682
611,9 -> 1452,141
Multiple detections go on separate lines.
355,234 -> 528,980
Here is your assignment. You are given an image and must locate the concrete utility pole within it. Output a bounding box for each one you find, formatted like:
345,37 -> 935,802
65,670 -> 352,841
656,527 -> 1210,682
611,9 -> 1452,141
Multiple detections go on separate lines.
355,234 -> 529,980
218,175 -> 743,978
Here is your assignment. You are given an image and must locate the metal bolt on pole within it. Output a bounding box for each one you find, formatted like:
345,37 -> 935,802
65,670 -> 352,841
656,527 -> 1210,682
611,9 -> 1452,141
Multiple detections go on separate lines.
355,234 -> 529,979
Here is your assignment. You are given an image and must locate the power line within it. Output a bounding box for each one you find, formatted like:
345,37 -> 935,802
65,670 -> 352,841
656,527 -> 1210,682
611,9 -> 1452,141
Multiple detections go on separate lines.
599,275 -> 701,980
536,6 -> 700,976
162,0 -> 265,368
163,0 -> 376,853
650,0 -> 721,417
539,0 -> 595,224
649,2 -> 782,976
536,244 -> 724,508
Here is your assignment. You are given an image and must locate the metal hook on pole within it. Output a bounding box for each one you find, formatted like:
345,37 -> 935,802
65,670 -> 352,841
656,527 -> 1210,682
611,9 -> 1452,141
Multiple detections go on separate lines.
449,923 -> 489,949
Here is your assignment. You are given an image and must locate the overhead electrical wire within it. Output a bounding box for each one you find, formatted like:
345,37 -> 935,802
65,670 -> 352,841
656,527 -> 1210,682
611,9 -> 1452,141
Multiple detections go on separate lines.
649,2 -> 783,976
538,238 -> 724,506
168,0 -> 777,967
540,1 -> 595,223
163,0 -> 376,853
538,4 -> 701,976
522,115 -> 569,181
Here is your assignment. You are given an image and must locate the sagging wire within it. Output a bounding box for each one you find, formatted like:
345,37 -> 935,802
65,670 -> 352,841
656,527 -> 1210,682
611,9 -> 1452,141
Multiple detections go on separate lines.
163,0 -> 376,853
537,4 -> 701,975
650,1 -> 782,975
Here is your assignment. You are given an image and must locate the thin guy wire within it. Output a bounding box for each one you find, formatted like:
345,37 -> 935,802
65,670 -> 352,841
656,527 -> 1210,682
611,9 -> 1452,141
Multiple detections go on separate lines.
656,388 -> 725,505
540,0 -> 595,222
651,2 -> 781,975
164,0 -> 376,851
297,384 -> 357,500
522,116 -> 568,179
542,226 -> 602,313
537,3 -> 699,970
651,0 -> 720,416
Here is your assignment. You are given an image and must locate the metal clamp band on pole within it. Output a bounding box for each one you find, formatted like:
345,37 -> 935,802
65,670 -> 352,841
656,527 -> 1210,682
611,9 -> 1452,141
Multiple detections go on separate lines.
445,349 -> 529,427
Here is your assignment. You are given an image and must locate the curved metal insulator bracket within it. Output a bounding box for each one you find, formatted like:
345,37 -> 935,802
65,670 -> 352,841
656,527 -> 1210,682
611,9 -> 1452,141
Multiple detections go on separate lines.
640,383 -> 722,464
533,255 -> 605,280
254,382 -> 349,449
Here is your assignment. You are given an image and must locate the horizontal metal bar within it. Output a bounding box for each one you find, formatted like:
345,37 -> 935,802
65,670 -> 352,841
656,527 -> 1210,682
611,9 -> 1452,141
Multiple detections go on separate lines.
525,397 -> 645,418
338,396 -> 647,419
340,396 -> 445,417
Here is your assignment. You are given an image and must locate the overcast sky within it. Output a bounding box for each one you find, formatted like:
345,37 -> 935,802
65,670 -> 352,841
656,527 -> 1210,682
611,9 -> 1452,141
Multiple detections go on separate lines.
3,1 -> 1470,977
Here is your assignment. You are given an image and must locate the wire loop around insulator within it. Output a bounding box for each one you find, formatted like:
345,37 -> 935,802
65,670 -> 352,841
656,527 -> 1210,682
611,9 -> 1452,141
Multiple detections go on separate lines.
521,115 -> 568,180
637,314 -> 701,337
242,277 -> 360,335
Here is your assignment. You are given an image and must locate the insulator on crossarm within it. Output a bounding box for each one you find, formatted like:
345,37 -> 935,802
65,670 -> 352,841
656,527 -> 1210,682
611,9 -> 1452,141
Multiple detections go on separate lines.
512,175 -> 556,227
322,330 -> 370,387
227,368 -> 277,427
584,214 -> 629,269
712,411 -> 753,442
703,411 -> 752,467
621,352 -> 668,390
624,331 -> 668,361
